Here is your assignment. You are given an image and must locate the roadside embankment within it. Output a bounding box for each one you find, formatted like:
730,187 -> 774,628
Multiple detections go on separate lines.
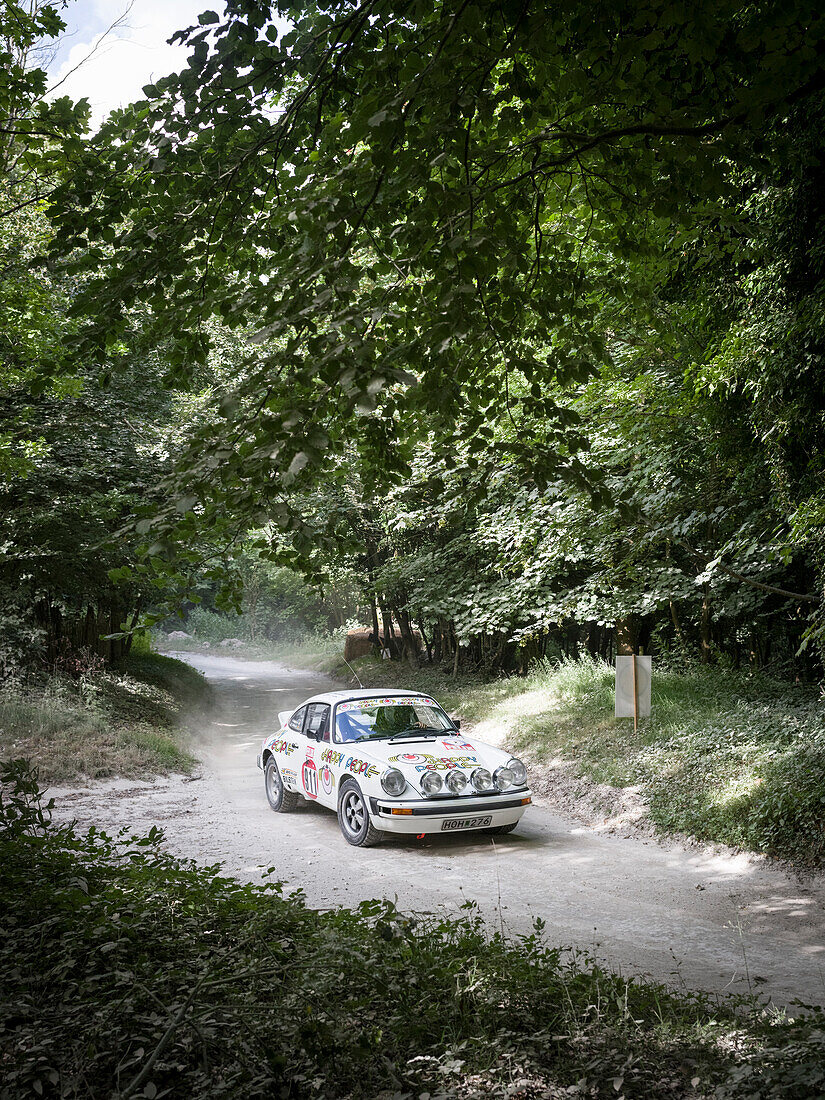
0,652 -> 209,783
325,652 -> 825,868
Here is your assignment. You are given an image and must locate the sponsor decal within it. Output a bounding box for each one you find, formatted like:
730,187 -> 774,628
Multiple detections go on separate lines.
389,751 -> 478,771
302,758 -> 318,799
320,765 -> 335,795
441,739 -> 477,752
281,768 -> 298,790
320,748 -> 345,766
269,738 -> 298,756
306,745 -> 315,759
337,696 -> 438,712
344,755 -> 380,779
390,751 -> 476,768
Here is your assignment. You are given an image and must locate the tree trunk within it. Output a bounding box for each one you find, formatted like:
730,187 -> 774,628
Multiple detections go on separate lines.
616,615 -> 636,656
700,586 -> 712,663
394,606 -> 419,667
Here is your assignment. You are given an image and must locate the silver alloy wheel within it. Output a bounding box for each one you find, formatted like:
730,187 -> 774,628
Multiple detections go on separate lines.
264,757 -> 298,812
337,779 -> 382,846
267,762 -> 283,802
341,788 -> 365,835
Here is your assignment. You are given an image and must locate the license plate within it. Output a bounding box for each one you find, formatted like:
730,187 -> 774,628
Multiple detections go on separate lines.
441,815 -> 493,831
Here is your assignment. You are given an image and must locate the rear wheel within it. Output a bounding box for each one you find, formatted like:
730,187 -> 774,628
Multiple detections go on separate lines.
485,821 -> 518,835
338,780 -> 383,847
265,758 -> 298,812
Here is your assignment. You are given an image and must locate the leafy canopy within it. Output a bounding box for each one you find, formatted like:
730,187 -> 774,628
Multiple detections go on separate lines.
50,0 -> 825,547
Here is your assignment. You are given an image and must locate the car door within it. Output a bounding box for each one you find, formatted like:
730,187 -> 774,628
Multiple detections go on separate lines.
280,704 -> 308,795
297,704 -> 330,809
301,702 -> 333,806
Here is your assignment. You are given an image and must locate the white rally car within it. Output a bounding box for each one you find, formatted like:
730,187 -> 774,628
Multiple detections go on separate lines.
256,689 -> 531,846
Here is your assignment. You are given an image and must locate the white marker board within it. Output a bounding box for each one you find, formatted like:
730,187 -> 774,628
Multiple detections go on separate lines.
615,655 -> 652,718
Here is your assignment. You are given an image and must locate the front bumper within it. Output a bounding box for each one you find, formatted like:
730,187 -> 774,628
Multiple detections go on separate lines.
368,788 -> 531,834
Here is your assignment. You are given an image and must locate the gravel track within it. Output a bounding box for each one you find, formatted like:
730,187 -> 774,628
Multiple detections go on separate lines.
47,652 -> 825,1009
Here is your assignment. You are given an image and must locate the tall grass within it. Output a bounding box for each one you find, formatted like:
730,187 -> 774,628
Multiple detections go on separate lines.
0,653 -> 206,783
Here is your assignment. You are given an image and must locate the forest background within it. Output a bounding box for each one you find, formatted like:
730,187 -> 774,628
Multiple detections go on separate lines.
4,0 -> 825,685
4,5 -> 825,1096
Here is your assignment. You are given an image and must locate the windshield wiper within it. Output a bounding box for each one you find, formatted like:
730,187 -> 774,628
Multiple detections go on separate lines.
388,727 -> 443,741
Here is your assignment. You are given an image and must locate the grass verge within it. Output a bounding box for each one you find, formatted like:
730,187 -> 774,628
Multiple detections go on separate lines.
2,758 -> 822,1100
338,654 -> 825,866
0,653 -> 208,784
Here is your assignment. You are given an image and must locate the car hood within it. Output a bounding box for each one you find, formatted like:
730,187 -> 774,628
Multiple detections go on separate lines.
336,734 -> 514,792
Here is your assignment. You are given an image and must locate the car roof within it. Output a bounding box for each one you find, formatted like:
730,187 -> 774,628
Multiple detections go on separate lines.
296,688 -> 436,707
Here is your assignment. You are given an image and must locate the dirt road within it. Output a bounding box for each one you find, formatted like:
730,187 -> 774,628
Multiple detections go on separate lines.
48,653 -> 825,1009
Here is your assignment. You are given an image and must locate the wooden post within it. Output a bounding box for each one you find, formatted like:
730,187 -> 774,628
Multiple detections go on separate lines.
631,652 -> 638,732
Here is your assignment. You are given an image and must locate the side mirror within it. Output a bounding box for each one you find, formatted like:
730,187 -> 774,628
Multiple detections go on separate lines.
452,718 -> 461,730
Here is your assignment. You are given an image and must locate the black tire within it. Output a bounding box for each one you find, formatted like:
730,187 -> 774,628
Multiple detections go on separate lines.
264,758 -> 298,812
485,821 -> 518,835
337,779 -> 383,847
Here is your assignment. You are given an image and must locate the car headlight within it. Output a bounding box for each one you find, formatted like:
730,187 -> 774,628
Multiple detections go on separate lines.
420,770 -> 443,796
470,767 -> 493,792
381,767 -> 406,796
493,765 -> 514,791
507,758 -> 527,785
445,769 -> 467,794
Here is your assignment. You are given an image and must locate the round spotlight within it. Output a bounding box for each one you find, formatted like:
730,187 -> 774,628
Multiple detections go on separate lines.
420,770 -> 443,796
445,769 -> 468,794
493,766 -> 514,791
471,767 -> 493,793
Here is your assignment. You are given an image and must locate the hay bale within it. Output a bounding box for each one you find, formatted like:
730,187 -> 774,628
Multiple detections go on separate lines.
344,629 -> 375,661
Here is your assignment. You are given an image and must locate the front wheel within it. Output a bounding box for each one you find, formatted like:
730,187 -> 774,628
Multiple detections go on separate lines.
338,780 -> 383,847
265,758 -> 298,812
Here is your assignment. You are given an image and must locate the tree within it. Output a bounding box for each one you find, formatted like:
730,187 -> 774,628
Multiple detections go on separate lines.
49,1 -> 825,508
39,0 -> 825,671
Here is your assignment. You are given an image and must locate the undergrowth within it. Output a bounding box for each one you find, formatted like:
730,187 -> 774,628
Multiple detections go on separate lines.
341,654 -> 825,866
0,653 -> 207,783
2,758 -> 822,1100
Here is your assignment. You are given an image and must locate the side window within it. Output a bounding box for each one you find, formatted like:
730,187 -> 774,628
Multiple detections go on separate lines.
288,705 -> 307,733
305,703 -> 331,741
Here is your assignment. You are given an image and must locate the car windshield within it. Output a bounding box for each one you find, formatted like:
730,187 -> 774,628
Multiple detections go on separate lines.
335,697 -> 454,743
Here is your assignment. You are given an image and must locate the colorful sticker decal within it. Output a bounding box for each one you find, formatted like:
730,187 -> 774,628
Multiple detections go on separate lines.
305,745 -> 315,759
440,739 -> 477,752
344,755 -> 380,779
390,752 -> 477,770
320,748 -> 345,766
302,758 -> 318,799
337,696 -> 438,712
281,768 -> 298,789
269,738 -> 298,756
320,765 -> 335,796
